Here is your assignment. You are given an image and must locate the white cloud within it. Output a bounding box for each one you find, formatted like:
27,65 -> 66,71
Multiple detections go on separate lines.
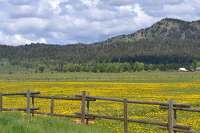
133,4 -> 159,28
144,0 -> 200,20
7,0 -> 39,5
0,32 -> 46,46
104,0 -> 183,6
80,0 -> 100,7
3,18 -> 48,35
83,8 -> 115,21
8,2 -> 54,19
106,0 -> 136,6
162,4 -> 195,15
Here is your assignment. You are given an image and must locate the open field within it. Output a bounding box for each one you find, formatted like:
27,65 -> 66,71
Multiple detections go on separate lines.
0,72 -> 200,132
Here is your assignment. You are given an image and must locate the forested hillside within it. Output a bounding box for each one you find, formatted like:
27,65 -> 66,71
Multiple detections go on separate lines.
94,18 -> 200,44
1,18 -> 200,72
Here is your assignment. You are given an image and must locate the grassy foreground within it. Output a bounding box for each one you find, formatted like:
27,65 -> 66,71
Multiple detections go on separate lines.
0,112 -> 107,133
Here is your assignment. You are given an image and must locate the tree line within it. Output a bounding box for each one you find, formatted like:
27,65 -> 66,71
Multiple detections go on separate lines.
32,61 -> 185,73
0,57 -> 197,73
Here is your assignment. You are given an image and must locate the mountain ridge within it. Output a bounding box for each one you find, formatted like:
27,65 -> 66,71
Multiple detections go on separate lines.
91,18 -> 200,45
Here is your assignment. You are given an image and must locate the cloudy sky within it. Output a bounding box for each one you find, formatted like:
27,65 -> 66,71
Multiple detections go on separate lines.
0,0 -> 200,46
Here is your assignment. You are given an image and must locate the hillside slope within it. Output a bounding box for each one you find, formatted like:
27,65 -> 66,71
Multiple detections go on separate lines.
92,18 -> 200,45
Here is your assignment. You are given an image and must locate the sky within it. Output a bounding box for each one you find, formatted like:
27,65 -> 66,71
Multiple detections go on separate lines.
0,0 -> 200,46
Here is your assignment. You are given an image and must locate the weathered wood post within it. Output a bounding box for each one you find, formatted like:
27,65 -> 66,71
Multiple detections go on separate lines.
0,93 -> 2,113
168,99 -> 174,133
50,96 -> 54,117
81,91 -> 86,124
86,92 -> 90,125
26,89 -> 31,116
123,98 -> 128,133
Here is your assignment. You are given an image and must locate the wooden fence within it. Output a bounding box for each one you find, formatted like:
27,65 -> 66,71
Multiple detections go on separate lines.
0,89 -> 200,133
1,75 -> 200,82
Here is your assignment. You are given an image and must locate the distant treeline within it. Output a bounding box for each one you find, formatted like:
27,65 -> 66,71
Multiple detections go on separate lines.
61,61 -> 186,73
1,57 -> 200,73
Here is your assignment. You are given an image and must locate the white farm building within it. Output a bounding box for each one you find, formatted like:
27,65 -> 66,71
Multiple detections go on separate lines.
178,68 -> 188,72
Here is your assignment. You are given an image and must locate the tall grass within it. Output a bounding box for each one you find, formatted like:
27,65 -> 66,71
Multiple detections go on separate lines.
0,112 -> 108,133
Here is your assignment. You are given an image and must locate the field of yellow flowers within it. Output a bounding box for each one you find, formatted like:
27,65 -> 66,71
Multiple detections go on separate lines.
0,72 -> 200,132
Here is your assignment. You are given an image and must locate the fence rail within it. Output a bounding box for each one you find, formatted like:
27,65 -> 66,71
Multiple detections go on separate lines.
75,94 -> 191,107
0,89 -> 200,133
74,112 -> 190,129
1,75 -> 200,82
1,91 -> 40,96
29,95 -> 95,101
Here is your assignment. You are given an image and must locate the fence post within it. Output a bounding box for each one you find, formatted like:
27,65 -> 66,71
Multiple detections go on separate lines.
50,96 -> 54,117
168,99 -> 173,133
0,93 -> 2,113
86,92 -> 90,125
81,91 -> 86,124
26,89 -> 31,116
123,98 -> 128,133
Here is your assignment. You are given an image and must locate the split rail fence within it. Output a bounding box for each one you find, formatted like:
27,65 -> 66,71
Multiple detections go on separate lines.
1,75 -> 200,82
0,89 -> 200,133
